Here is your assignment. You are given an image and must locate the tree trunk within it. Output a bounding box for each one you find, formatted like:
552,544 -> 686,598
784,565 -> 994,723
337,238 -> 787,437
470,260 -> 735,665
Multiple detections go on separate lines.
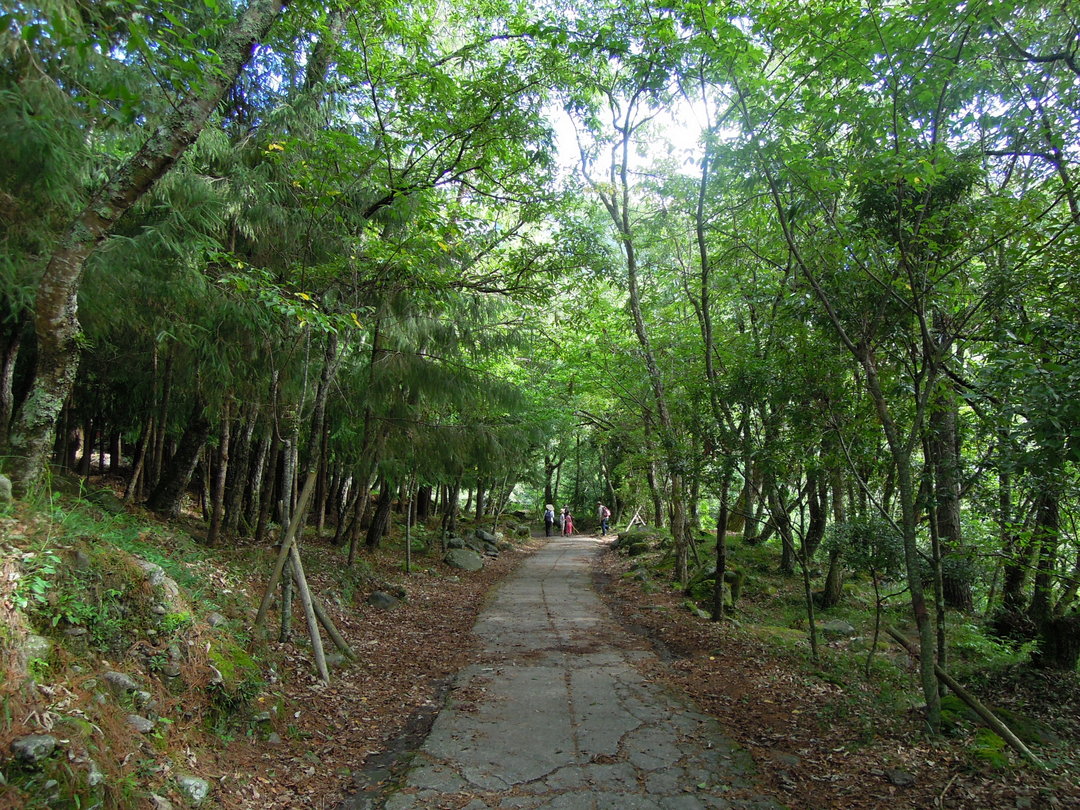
145,401 -> 212,517
0,316 -> 24,451
206,401 -> 231,546
1028,487 -> 1060,627
225,410 -> 257,537
365,475 -> 392,549
929,373 -> 972,611
4,0 -> 287,495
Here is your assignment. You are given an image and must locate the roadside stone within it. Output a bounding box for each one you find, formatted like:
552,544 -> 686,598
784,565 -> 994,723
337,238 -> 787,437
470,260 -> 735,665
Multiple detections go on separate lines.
87,758 -> 105,787
366,591 -> 400,610
23,633 -> 53,663
0,474 -> 11,503
207,612 -> 227,628
11,734 -> 58,767
446,537 -> 466,550
326,653 -> 349,668
126,714 -> 155,734
73,549 -> 92,570
444,549 -> 483,572
136,560 -> 167,587
103,671 -> 139,694
475,529 -> 497,544
885,768 -> 915,787
150,795 -> 175,810
176,774 -> 211,805
266,732 -> 283,746
818,619 -> 857,638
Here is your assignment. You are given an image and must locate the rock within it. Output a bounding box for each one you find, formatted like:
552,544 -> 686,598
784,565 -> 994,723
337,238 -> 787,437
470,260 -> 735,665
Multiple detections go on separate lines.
885,768 -> 915,787
253,712 -> 273,723
207,612 -> 227,628
64,627 -> 88,637
627,542 -> 650,556
150,795 -> 175,810
23,633 -> 53,663
103,671 -> 139,694
474,529 -> 497,544
11,734 -> 58,767
126,714 -> 155,734
87,758 -> 105,787
0,474 -> 11,504
514,524 -> 531,538
366,591 -> 400,610
325,653 -> 349,668
176,774 -> 211,805
133,690 -> 156,710
73,549 -> 92,570
162,663 -> 182,678
136,560 -> 167,587
266,732 -> 283,746
444,548 -> 484,572
482,543 -> 500,558
818,620 -> 857,638
446,537 -> 466,550
151,604 -> 168,615
87,489 -> 125,514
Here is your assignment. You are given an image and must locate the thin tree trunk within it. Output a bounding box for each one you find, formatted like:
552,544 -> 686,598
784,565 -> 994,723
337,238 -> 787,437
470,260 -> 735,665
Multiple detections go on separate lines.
0,317 -> 24,450
145,400 -> 211,517
206,400 -> 231,546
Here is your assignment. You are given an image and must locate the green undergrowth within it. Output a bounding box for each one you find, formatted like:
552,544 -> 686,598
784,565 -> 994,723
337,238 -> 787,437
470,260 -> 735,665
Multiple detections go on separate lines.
611,526 -> 1074,767
0,483 -> 285,808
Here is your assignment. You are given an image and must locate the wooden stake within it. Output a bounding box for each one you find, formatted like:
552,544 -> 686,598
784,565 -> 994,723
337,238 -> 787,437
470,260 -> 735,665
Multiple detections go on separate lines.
254,467 -> 318,633
289,542 -> 329,683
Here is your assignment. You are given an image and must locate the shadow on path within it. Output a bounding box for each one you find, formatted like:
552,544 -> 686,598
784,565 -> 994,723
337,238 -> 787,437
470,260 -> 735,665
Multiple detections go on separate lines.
342,536 -> 785,810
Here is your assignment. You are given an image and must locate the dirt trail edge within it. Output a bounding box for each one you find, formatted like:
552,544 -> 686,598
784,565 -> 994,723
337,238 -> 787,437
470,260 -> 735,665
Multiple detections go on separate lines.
345,536 -> 786,810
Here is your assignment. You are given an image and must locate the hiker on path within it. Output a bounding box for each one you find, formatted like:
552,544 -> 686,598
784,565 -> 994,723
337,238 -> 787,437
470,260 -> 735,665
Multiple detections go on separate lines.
597,502 -> 611,536
543,504 -> 556,537
562,507 -> 574,536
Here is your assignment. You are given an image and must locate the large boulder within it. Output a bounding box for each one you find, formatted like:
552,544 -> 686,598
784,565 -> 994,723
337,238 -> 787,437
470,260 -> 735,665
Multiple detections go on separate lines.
444,549 -> 484,572
474,529 -> 497,544
0,474 -> 11,504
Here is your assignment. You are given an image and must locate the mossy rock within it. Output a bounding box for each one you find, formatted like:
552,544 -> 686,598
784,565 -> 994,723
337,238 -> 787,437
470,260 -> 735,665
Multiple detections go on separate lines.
626,542 -> 651,557
940,694 -> 1060,745
755,626 -> 807,645
971,727 -> 1009,768
682,599 -> 711,620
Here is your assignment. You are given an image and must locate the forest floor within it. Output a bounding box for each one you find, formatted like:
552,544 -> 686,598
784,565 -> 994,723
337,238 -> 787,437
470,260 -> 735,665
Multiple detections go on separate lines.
7,490 -> 1078,810
220,530 -> 1080,810
593,542 -> 1080,810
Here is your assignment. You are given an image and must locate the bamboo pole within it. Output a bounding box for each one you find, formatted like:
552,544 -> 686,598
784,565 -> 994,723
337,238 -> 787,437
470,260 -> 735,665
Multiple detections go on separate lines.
306,588 -> 356,660
289,542 -> 329,683
253,467 -> 318,633
885,626 -> 1045,769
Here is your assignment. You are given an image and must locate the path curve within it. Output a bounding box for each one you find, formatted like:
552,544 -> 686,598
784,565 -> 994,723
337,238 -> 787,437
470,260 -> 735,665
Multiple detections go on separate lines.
376,536 -> 783,809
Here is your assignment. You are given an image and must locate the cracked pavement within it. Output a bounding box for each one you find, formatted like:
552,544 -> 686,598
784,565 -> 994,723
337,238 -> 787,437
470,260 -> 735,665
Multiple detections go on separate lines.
378,536 -> 785,809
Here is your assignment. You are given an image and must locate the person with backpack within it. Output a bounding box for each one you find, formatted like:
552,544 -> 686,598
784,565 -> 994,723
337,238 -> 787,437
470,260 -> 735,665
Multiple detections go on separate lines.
597,502 -> 611,536
543,504 -> 556,537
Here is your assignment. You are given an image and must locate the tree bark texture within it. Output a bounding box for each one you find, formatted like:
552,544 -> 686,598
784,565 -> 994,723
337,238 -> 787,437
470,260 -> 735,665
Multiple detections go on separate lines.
145,402 -> 212,517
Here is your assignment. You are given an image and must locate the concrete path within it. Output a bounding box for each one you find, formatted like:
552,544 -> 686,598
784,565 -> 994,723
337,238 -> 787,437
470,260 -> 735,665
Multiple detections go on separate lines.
381,536 -> 784,810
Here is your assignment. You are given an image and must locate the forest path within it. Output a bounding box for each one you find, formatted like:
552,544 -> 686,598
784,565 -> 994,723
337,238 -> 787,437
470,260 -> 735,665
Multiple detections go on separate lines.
368,535 -> 784,809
